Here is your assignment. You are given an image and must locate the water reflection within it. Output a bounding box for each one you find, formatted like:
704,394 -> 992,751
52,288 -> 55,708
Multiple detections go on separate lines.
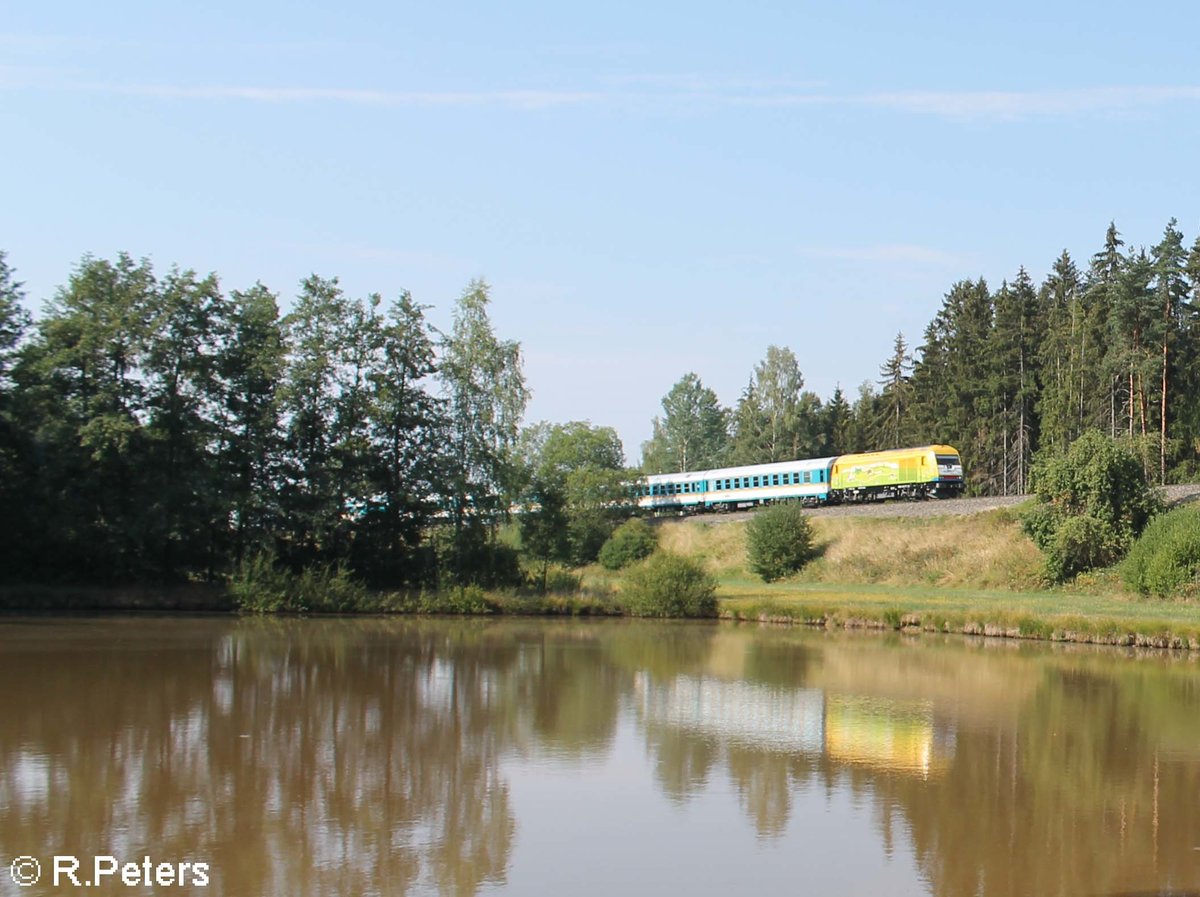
0,617 -> 1198,896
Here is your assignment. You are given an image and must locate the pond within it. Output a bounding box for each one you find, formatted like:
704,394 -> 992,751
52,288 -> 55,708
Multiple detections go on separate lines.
1,615 -> 1198,896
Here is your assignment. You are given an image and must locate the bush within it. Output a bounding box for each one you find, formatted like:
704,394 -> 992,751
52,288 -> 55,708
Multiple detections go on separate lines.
745,503 -> 817,582
1122,506 -> 1200,597
1022,430 -> 1162,581
598,518 -> 658,570
430,523 -> 525,589
231,552 -> 368,612
620,552 -> 717,617
543,567 -> 582,593
1045,515 -> 1123,583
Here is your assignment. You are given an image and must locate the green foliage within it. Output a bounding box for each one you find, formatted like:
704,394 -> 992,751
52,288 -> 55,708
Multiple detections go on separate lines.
429,522 -> 524,590
519,477 -> 570,591
640,373 -> 729,473
517,420 -> 632,565
1022,430 -> 1162,581
1122,506 -> 1200,597
230,552 -> 368,613
1044,515 -> 1124,583
541,566 -> 582,594
598,518 -> 658,570
729,346 -> 825,464
745,503 -> 817,582
440,280 -> 530,584
620,552 -> 717,618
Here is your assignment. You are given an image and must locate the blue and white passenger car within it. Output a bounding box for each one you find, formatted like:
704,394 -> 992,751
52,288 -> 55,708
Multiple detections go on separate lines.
636,456 -> 836,513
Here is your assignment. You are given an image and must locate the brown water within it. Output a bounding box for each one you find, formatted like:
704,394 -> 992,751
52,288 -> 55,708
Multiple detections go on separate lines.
2,616 -> 1200,897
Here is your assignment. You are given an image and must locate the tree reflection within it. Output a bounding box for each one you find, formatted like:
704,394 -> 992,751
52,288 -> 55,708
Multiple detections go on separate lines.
3,619 -> 1200,897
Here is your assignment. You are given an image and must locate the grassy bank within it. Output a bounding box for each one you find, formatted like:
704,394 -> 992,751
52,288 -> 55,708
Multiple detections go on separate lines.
638,507 -> 1200,648
654,506 -> 1047,590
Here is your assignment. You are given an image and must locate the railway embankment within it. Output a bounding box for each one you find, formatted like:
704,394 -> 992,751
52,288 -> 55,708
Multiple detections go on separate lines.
647,485 -> 1200,648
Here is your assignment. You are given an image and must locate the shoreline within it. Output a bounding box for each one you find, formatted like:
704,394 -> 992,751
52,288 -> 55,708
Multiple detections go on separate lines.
5,500 -> 1199,650
3,580 -> 1199,652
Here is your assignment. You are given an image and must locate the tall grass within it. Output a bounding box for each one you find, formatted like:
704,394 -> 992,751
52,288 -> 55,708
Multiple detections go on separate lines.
651,509 -> 1045,591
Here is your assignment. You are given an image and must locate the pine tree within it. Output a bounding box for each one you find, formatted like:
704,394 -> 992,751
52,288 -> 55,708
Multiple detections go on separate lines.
1037,252 -> 1084,453
1086,223 -> 1126,438
876,332 -> 912,447
822,384 -> 853,454
1149,218 -> 1189,482
989,270 -> 1041,494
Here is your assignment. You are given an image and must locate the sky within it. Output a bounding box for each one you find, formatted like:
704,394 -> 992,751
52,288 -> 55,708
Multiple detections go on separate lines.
4,1 -> 1200,462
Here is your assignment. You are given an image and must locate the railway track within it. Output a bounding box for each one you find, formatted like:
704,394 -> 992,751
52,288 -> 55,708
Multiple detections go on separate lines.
678,483 -> 1200,525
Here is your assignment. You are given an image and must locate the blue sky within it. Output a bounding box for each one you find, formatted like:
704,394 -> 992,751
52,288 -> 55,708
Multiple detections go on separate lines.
4,1 -> 1200,461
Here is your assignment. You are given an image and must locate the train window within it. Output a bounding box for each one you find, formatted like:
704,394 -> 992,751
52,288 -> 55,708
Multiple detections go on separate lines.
772,475 -> 779,485
752,477 -> 759,487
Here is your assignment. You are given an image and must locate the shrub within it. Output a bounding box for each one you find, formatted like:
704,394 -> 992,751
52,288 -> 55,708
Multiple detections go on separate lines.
229,552 -> 292,612
1122,506 -> 1200,597
1045,515 -> 1123,583
543,567 -> 582,593
231,552 -> 368,613
1022,430 -> 1162,581
745,503 -> 817,582
620,552 -> 717,617
599,518 -> 658,570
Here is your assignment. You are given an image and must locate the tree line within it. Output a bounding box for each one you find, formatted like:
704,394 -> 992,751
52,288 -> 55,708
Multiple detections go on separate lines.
641,219 -> 1200,494
0,251 -> 611,588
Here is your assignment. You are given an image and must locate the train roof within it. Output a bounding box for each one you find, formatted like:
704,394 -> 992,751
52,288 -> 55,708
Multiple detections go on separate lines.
834,444 -> 961,462
642,456 -> 836,484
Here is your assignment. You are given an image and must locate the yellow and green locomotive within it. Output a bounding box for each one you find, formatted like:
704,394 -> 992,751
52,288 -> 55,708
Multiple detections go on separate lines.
830,444 -> 964,501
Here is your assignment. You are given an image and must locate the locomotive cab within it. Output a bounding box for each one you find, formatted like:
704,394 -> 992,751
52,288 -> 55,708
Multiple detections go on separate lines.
929,445 -> 964,497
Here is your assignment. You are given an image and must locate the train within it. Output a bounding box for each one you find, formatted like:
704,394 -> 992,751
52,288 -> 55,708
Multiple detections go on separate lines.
635,444 -> 964,513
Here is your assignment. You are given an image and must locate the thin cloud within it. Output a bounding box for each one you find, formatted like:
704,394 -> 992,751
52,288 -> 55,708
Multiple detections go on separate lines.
6,69 -> 1200,120
79,82 -> 602,110
855,86 -> 1200,120
735,85 -> 1200,120
609,72 -> 826,92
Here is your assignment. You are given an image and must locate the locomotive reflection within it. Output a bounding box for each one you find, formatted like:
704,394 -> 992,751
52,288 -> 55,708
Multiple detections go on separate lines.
634,673 -> 955,777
